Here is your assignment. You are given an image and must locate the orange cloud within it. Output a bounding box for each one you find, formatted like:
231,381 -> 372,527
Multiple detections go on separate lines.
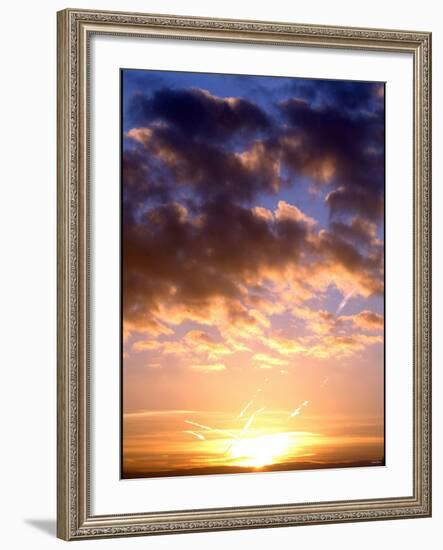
307,333 -> 382,359
275,200 -> 317,227
261,334 -> 306,355
237,141 -> 281,193
344,310 -> 384,330
252,206 -> 274,222
123,317 -> 174,342
183,330 -> 233,360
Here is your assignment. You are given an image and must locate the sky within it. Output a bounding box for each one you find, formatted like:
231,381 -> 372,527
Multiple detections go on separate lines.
121,69 -> 385,478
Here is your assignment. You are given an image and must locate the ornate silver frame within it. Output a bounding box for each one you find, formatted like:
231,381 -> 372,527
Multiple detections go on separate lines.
57,8 -> 432,540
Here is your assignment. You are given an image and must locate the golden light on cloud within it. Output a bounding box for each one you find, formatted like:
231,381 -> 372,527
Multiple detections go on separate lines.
252,353 -> 289,366
190,363 -> 226,372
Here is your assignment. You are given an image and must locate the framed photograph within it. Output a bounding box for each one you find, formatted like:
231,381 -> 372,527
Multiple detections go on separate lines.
57,8 -> 431,540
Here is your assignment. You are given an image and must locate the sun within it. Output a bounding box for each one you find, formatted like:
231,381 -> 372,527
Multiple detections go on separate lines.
228,433 -> 292,468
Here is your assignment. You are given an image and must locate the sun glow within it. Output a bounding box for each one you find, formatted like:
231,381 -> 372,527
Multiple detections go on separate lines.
228,433 -> 293,468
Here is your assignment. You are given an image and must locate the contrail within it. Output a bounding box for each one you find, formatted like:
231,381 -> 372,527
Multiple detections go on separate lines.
184,420 -> 235,438
241,407 -> 266,436
183,430 -> 205,441
184,420 -> 213,431
238,400 -> 254,419
335,289 -> 355,316
224,407 -> 266,455
290,400 -> 309,417
237,375 -> 269,420
185,373 -> 281,457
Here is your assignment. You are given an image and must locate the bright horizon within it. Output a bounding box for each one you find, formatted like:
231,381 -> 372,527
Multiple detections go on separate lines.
121,69 -> 385,478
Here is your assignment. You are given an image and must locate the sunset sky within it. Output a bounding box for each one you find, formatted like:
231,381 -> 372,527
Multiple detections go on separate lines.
121,69 -> 385,478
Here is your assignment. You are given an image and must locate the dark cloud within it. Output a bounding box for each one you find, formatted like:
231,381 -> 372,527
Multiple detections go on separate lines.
123,197 -> 384,333
122,79 -> 385,334
314,228 -> 384,295
279,97 -> 384,197
129,87 -> 270,142
122,148 -> 174,220
123,200 -> 310,318
290,79 -> 384,113
125,126 -> 281,203
326,187 -> 383,222
330,217 -> 378,248
125,83 -> 384,221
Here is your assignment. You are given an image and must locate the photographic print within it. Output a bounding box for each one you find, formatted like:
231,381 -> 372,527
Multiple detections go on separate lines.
121,69 -> 385,479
